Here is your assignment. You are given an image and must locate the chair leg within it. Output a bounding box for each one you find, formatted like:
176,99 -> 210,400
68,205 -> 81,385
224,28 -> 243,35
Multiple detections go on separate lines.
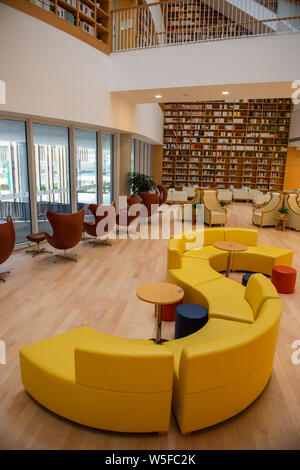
54,250 -> 77,262
25,242 -> 53,257
0,271 -> 10,282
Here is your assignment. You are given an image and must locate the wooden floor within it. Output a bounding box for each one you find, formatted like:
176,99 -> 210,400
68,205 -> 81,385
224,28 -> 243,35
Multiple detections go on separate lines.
0,203 -> 300,450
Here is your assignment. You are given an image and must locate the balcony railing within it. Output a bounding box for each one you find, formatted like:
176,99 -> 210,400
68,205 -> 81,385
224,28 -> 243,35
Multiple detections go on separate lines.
111,0 -> 300,51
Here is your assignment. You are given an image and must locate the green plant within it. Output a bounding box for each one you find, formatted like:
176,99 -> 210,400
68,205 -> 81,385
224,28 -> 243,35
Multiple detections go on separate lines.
219,200 -> 228,207
278,206 -> 289,216
127,172 -> 157,196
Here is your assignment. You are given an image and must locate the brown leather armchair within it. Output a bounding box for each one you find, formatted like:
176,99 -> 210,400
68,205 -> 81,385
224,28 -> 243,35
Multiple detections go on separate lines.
0,216 -> 15,282
46,209 -> 84,262
84,203 -> 115,247
139,192 -> 160,221
157,185 -> 168,206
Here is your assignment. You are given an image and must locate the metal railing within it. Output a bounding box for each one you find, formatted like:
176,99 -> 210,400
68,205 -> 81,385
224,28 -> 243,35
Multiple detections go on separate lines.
112,0 -> 300,51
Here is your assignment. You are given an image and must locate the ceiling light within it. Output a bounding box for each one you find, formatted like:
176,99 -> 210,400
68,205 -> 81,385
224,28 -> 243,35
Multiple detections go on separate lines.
155,95 -> 162,98
222,91 -> 229,95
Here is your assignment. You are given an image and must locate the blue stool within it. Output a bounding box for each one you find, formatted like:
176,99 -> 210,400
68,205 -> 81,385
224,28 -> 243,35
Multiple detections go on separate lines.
175,304 -> 208,339
242,272 -> 256,286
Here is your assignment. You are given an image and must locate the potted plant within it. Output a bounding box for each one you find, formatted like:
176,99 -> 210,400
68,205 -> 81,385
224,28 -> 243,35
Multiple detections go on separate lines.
127,172 -> 157,196
219,200 -> 228,207
278,205 -> 289,218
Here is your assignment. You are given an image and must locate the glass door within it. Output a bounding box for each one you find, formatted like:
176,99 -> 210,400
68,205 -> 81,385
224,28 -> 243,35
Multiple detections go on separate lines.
102,133 -> 113,204
33,123 -> 70,232
0,119 -> 31,244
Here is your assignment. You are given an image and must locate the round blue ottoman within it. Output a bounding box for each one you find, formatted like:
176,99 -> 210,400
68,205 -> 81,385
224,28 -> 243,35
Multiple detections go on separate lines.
175,304 -> 208,339
242,272 -> 256,286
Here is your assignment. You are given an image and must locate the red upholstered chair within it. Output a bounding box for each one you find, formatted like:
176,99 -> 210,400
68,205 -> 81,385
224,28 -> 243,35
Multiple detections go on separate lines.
84,203 -> 115,247
116,195 -> 140,229
0,216 -> 15,282
45,209 -> 84,262
157,185 -> 168,206
139,192 -> 160,220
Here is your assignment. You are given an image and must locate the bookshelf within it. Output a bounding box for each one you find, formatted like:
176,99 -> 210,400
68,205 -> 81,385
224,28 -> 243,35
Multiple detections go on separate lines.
162,99 -> 292,191
164,0 -> 250,44
1,0 -> 111,54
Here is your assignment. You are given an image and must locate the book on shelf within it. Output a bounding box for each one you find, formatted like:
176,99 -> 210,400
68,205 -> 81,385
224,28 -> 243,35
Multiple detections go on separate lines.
31,0 -> 54,11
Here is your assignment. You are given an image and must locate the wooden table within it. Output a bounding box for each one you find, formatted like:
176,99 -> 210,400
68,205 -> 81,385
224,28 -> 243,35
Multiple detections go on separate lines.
275,216 -> 288,232
136,282 -> 184,344
213,241 -> 248,278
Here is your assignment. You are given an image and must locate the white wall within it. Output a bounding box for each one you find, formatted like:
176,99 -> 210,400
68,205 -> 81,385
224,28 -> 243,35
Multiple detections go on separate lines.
110,33 -> 300,92
0,4 -> 163,144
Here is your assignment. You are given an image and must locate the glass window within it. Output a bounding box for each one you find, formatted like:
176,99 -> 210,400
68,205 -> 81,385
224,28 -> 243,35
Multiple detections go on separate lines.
134,140 -> 140,173
131,138 -> 135,172
0,119 -> 31,244
75,129 -> 97,210
102,133 -> 113,204
139,142 -> 144,174
33,123 -> 70,232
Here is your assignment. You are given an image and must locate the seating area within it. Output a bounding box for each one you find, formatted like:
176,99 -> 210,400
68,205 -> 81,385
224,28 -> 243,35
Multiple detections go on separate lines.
1,0 -> 300,450
18,226 -> 294,436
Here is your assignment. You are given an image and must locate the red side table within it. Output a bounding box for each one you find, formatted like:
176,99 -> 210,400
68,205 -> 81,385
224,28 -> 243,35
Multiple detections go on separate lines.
155,299 -> 183,322
271,265 -> 297,294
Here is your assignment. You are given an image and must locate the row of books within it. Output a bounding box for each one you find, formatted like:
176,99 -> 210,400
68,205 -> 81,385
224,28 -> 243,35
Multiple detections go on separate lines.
30,0 -> 54,12
57,6 -> 76,25
79,1 -> 95,19
79,19 -> 95,36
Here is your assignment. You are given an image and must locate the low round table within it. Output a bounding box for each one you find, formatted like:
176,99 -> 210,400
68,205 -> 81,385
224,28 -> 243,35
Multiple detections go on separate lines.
136,282 -> 184,344
213,241 -> 248,278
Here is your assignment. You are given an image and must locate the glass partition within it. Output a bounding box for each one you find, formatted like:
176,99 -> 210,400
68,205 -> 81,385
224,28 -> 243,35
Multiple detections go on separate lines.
102,133 -> 113,204
0,119 -> 31,243
75,129 -> 97,217
33,123 -> 70,232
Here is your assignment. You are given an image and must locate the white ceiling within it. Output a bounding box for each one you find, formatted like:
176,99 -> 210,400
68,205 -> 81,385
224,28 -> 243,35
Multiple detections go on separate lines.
111,81 -> 295,104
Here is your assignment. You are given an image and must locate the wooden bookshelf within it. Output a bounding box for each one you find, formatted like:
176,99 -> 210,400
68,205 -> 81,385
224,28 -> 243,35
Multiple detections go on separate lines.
1,0 -> 111,54
162,99 -> 293,191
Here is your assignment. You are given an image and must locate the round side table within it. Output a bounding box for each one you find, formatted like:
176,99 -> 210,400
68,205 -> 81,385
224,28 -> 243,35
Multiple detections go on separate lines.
213,241 -> 248,278
136,282 -> 184,344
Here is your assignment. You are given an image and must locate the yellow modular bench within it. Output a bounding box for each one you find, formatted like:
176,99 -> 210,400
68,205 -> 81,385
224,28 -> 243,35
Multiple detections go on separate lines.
20,327 -> 173,433
165,227 -> 292,433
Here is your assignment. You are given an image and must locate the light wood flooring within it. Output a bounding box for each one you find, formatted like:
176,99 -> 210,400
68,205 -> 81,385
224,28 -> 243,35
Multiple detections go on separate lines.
0,203 -> 300,449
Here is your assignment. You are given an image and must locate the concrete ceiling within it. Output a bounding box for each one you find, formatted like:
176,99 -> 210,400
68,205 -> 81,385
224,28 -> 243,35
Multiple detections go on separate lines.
111,81 -> 295,104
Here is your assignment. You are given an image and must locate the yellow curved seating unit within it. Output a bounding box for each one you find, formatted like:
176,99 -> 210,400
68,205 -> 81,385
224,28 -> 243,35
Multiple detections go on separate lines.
20,228 -> 293,435
165,227 -> 292,433
20,327 -> 173,433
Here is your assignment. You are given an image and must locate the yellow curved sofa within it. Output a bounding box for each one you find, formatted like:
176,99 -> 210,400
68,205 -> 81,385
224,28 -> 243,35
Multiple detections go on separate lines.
165,227 -> 293,433
20,327 -> 174,433
20,228 -> 293,435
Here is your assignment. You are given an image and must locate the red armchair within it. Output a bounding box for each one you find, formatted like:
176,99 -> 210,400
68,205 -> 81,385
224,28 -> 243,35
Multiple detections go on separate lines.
84,203 -> 115,247
139,192 -> 160,221
157,185 -> 168,206
46,209 -> 84,262
0,216 -> 15,282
